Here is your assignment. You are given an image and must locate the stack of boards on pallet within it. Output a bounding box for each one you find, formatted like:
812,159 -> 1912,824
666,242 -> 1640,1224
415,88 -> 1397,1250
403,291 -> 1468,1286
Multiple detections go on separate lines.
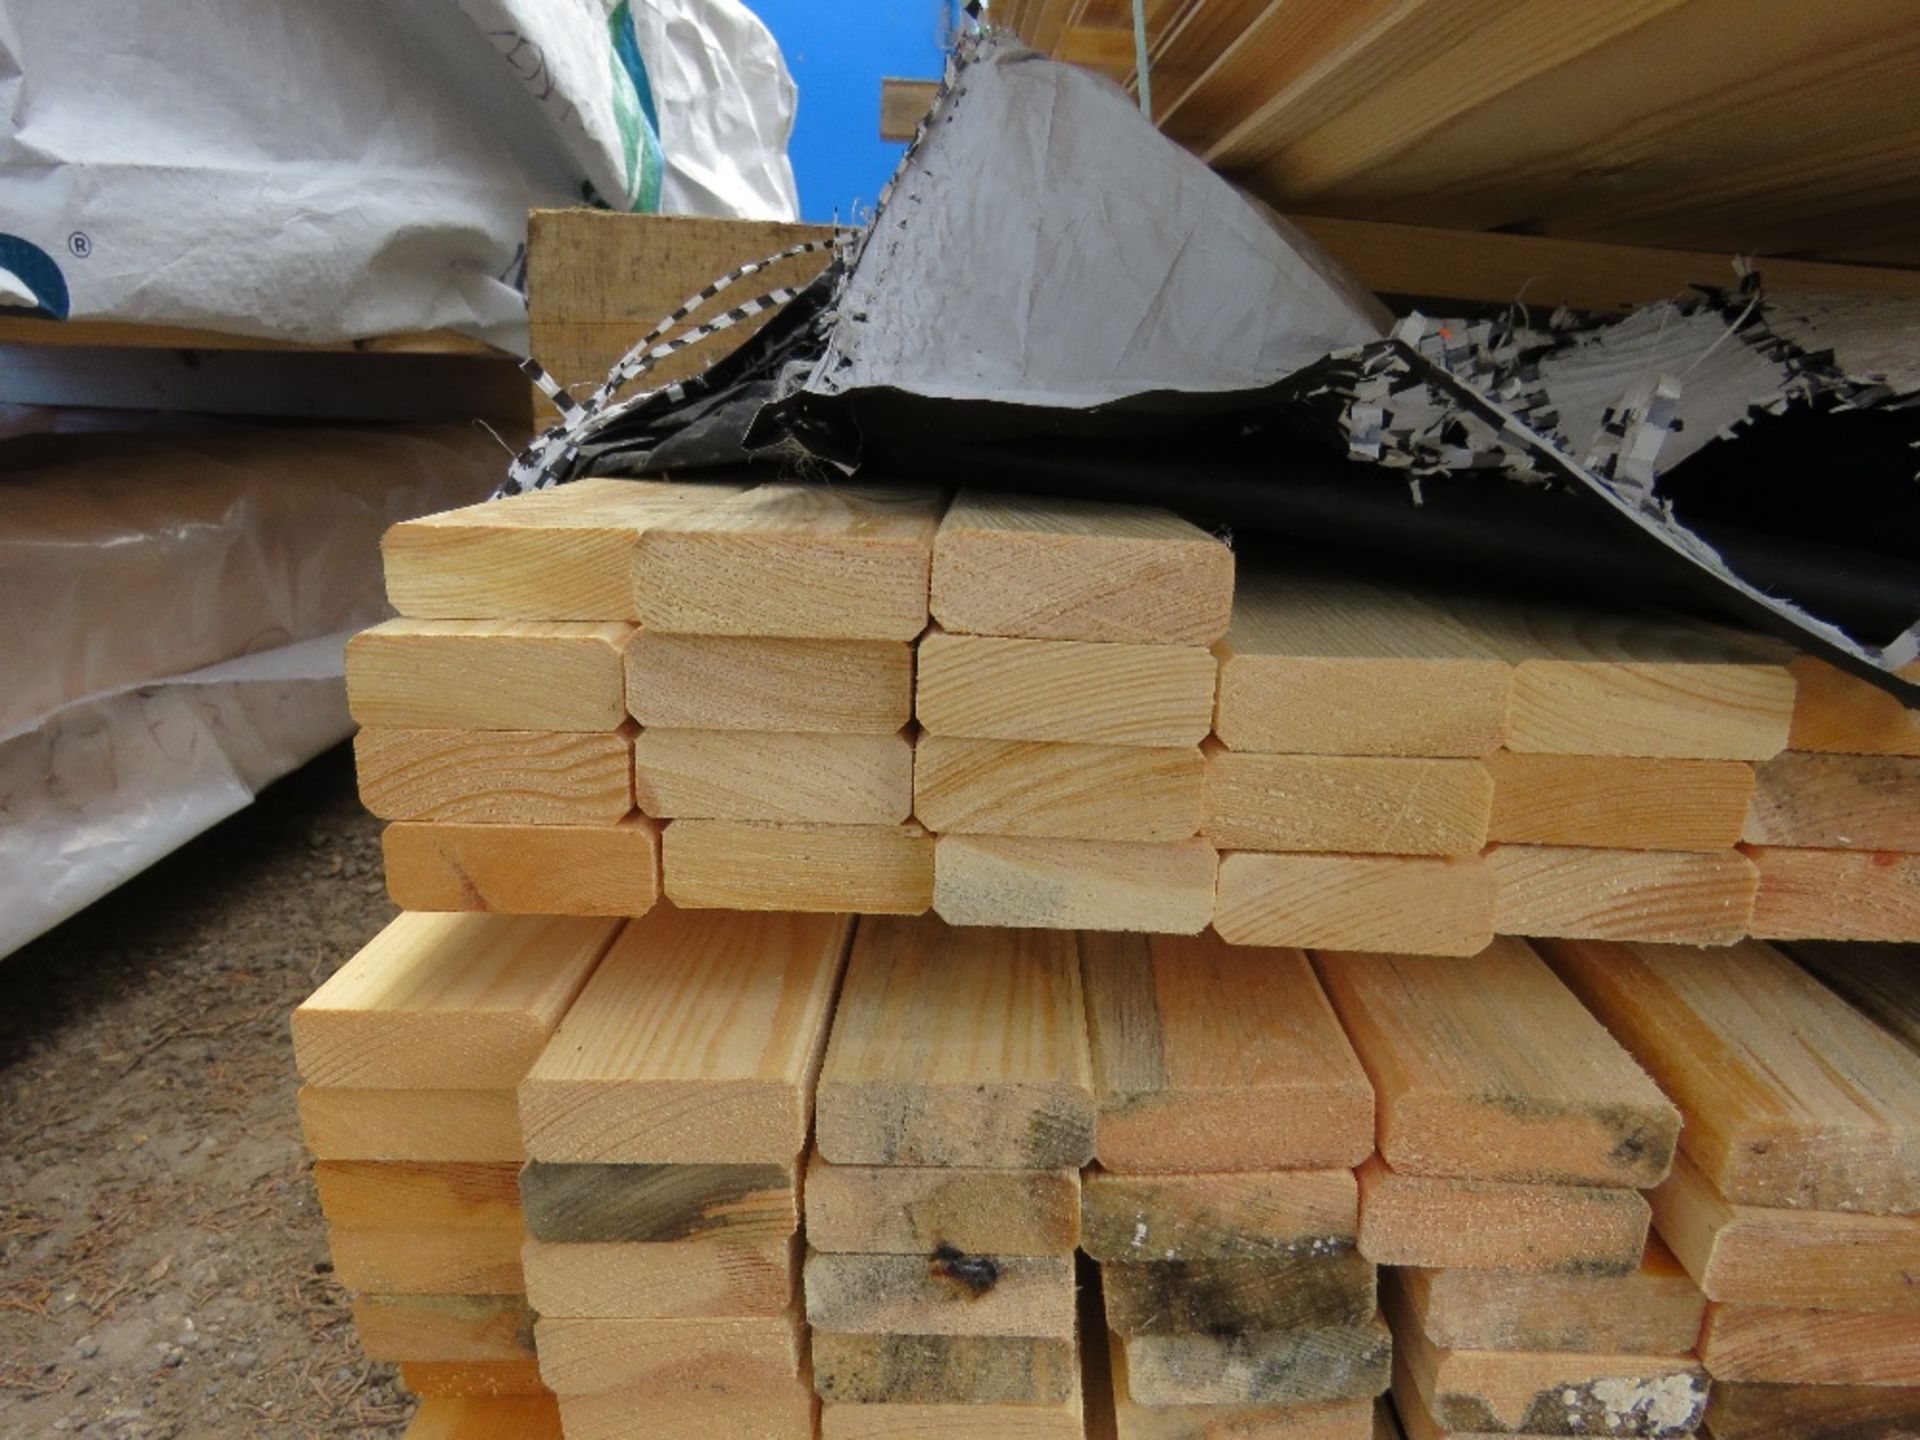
346,476 -> 1920,948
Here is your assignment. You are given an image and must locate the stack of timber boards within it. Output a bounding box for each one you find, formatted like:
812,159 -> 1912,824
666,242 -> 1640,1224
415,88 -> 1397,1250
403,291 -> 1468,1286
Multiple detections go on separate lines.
807,914 -> 1095,1436
1079,932 -> 1390,1437
1313,939 -> 1713,1440
1541,939 -> 1920,1440
293,913 -> 623,1422
516,906 -> 848,1439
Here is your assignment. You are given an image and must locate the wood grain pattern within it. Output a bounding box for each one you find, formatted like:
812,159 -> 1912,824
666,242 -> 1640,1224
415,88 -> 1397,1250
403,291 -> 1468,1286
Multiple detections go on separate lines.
804,1251 -> 1077,1338
329,1227 -> 525,1296
1214,853 -> 1494,957
916,630 -> 1217,748
634,729 -> 912,824
558,1381 -> 816,1440
399,1359 -> 546,1397
354,725 -> 634,826
293,912 -> 618,1089
1105,1327 -> 1377,1440
631,483 -> 942,641
297,1088 -> 522,1163
811,1332 -> 1079,1406
403,1395 -> 560,1440
313,1162 -> 524,1232
1700,1302 -> 1920,1386
1081,1169 -> 1359,1263
522,1238 -> 796,1319
518,907 -> 851,1165
625,632 -> 914,734
1787,657 -> 1920,756
1747,845 -> 1920,941
381,818 -> 660,916
354,1294 -> 536,1363
814,915 -> 1096,1169
1744,753 -> 1920,850
1203,750 -> 1492,856
1314,938 -> 1678,1187
1541,938 -> 1920,1212
518,1161 -> 797,1244
1703,1381 -> 1920,1440
665,821 -> 935,915
913,735 -> 1205,842
1487,843 -> 1758,944
1789,942 -> 1920,1052
1083,932 -> 1373,1172
1485,751 -> 1754,851
1104,1252 -> 1378,1336
346,620 -> 633,731
930,489 -> 1234,645
1120,1314 -> 1392,1407
533,1313 -> 803,1397
934,834 -> 1217,934
805,1155 -> 1081,1256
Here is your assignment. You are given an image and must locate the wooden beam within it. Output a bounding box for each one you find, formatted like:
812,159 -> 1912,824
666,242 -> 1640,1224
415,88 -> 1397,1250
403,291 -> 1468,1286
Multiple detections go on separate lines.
1700,1303 -> 1920,1387
1786,657 -> 1920,756
1103,1333 -> 1377,1440
313,1161 -> 524,1233
879,78 -> 940,142
297,1088 -> 524,1163
1484,752 -> 1754,852
1104,1252 -> 1377,1335
805,1155 -> 1081,1257
401,1360 -> 546,1397
346,620 -> 633,732
1746,845 -> 1920,942
532,1313 -> 804,1397
518,1161 -> 798,1244
663,820 -> 935,915
1743,753 -> 1920,851
559,1384 -> 814,1440
353,725 -> 635,827
354,1294 -> 536,1363
1704,1382 -> 1920,1440
1486,844 -> 1758,946
1080,1169 -> 1357,1263
625,633 -> 914,734
328,1227 -> 525,1296
933,834 -> 1218,934
381,818 -> 661,917
811,1331 -> 1079,1406
522,1238 -> 795,1320
1788,942 -> 1920,1054
804,1251 -> 1077,1338
1214,852 -> 1494,957
913,736 -> 1205,843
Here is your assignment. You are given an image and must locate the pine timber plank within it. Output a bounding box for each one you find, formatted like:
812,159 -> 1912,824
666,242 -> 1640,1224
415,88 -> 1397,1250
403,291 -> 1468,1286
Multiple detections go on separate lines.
381,817 -> 660,916
1788,942 -> 1920,1053
329,1228 -> 525,1296
1540,938 -> 1920,1212
630,483 -> 942,641
634,729 -> 912,824
400,1359 -> 547,1397
1106,1327 -> 1377,1440
878,77 -> 941,143
912,735 -> 1205,842
1743,753 -> 1920,850
1203,750 -> 1492,856
518,907 -> 850,1166
1104,1253 -> 1377,1336
1082,932 -> 1373,1172
353,725 -> 635,826
916,630 -> 1217,748
1314,938 -> 1679,1188
1704,1381 -> 1920,1439
404,1395 -> 561,1440
518,1161 -> 798,1244
292,912 -> 618,1089
811,1331 -> 1080,1406
354,1294 -> 537,1363
1356,1156 -> 1649,1274
346,620 -> 632,732
1747,845 -> 1920,941
1081,1169 -> 1359,1263
625,632 -> 913,734
1214,853 -> 1494,957
1787,657 -> 1920,756
297,1088 -> 523,1163
805,1154 -> 1081,1256
1397,1238 -> 1707,1357
1647,1153 -> 1920,1311
928,489 -> 1234,645
522,1237 -> 796,1319
665,820 -> 935,914
804,1251 -> 1077,1338
533,1313 -> 803,1397
1120,1314 -> 1392,1407
1699,1302 -> 1920,1387
313,1161 -> 524,1232
933,834 -> 1217,934
1485,751 -> 1754,852
824,1396 -> 1084,1439
558,1381 -> 817,1440
382,478 -> 741,621
1487,844 -> 1758,945
1211,574 -> 1510,758
814,915 -> 1097,1169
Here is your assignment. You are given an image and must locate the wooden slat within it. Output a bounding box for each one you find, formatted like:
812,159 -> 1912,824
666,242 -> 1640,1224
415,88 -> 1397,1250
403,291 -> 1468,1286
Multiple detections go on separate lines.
522,1238 -> 795,1320
355,1294 -> 536,1363
1203,750 -> 1493,856
400,1360 -> 547,1397
1081,1169 -> 1357,1262
1105,1331 -> 1378,1440
1119,1315 -> 1391,1407
405,1396 -> 561,1440
634,730 -> 912,825
1789,942 -> 1920,1053
805,1155 -> 1081,1257
329,1227 -> 525,1296
533,1313 -> 804,1397
1104,1251 -> 1377,1335
664,821 -> 935,915
1746,845 -> 1920,942
313,1161 -> 524,1232
1700,1302 -> 1920,1387
297,1088 -> 523,1163
626,633 -> 914,734
1214,852 -> 1494,956
1486,844 -> 1758,945
353,725 -> 634,826
824,1397 -> 1085,1440
558,1383 -> 816,1440
346,620 -> 632,732
518,1161 -> 798,1244
1786,657 -> 1920,756
1485,751 -> 1754,852
880,78 -> 940,142
1704,1381 -> 1920,1440
805,1251 -> 1077,1337
1743,753 -> 1920,851
381,818 -> 661,917
933,835 -> 1217,934
811,1331 -> 1079,1406
913,735 -> 1205,843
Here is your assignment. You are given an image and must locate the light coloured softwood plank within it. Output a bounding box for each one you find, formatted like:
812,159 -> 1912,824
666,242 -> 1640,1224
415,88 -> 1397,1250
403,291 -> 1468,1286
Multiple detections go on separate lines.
1356,1156 -> 1649,1274
811,1332 -> 1080,1407
878,77 -> 941,143
1397,1238 -> 1706,1357
519,907 -> 850,1165
292,912 -> 619,1089
916,630 -> 1217,748
400,1359 -> 546,1397
804,1251 -> 1077,1338
354,1294 -> 536,1363
1746,845 -> 1920,941
382,817 -> 660,916
814,915 -> 1097,1169
1121,1314 -> 1392,1407
404,1395 -> 561,1440
1789,942 -> 1920,1053
383,478 -> 742,621
346,620 -> 632,732
1214,853 -> 1494,957
804,1155 -> 1081,1256
1485,751 -> 1754,852
630,482 -> 943,641
929,489 -> 1234,646
824,1397 -> 1084,1439
625,632 -> 913,734
1786,657 -> 1920,756
329,1227 -> 525,1296
297,1088 -> 522,1163
1211,574 -> 1511,758
1743,753 -> 1920,851
1384,1273 -> 1708,1439
522,1237 -> 795,1319
1647,1153 -> 1920,1311
1314,938 -> 1679,1188
558,1381 -> 816,1440
664,821 -> 935,914
518,1161 -> 797,1244
1703,1381 -> 1920,1440
1104,1253 -> 1377,1336
1700,1302 -> 1920,1387
1108,1327 -> 1377,1440
1203,750 -> 1493,856
313,1162 -> 524,1232
634,729 -> 912,824
534,1313 -> 803,1398
1082,932 -> 1373,1172
913,735 -> 1205,842
1541,938 -> 1920,1212
1081,1169 -> 1358,1263
1487,844 -> 1758,945
933,834 -> 1218,934
354,725 -> 635,826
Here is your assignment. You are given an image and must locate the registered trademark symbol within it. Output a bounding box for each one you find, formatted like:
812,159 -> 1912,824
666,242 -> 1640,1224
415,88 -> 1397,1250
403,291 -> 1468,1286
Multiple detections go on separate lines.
68,232 -> 91,258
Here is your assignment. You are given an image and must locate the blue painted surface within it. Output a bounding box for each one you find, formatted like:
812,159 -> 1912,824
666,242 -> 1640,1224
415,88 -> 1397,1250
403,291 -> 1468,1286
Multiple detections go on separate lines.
746,0 -> 955,224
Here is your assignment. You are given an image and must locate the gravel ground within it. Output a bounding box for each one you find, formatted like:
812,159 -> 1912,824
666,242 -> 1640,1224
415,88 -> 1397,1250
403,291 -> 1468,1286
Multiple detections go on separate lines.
0,746 -> 411,1440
